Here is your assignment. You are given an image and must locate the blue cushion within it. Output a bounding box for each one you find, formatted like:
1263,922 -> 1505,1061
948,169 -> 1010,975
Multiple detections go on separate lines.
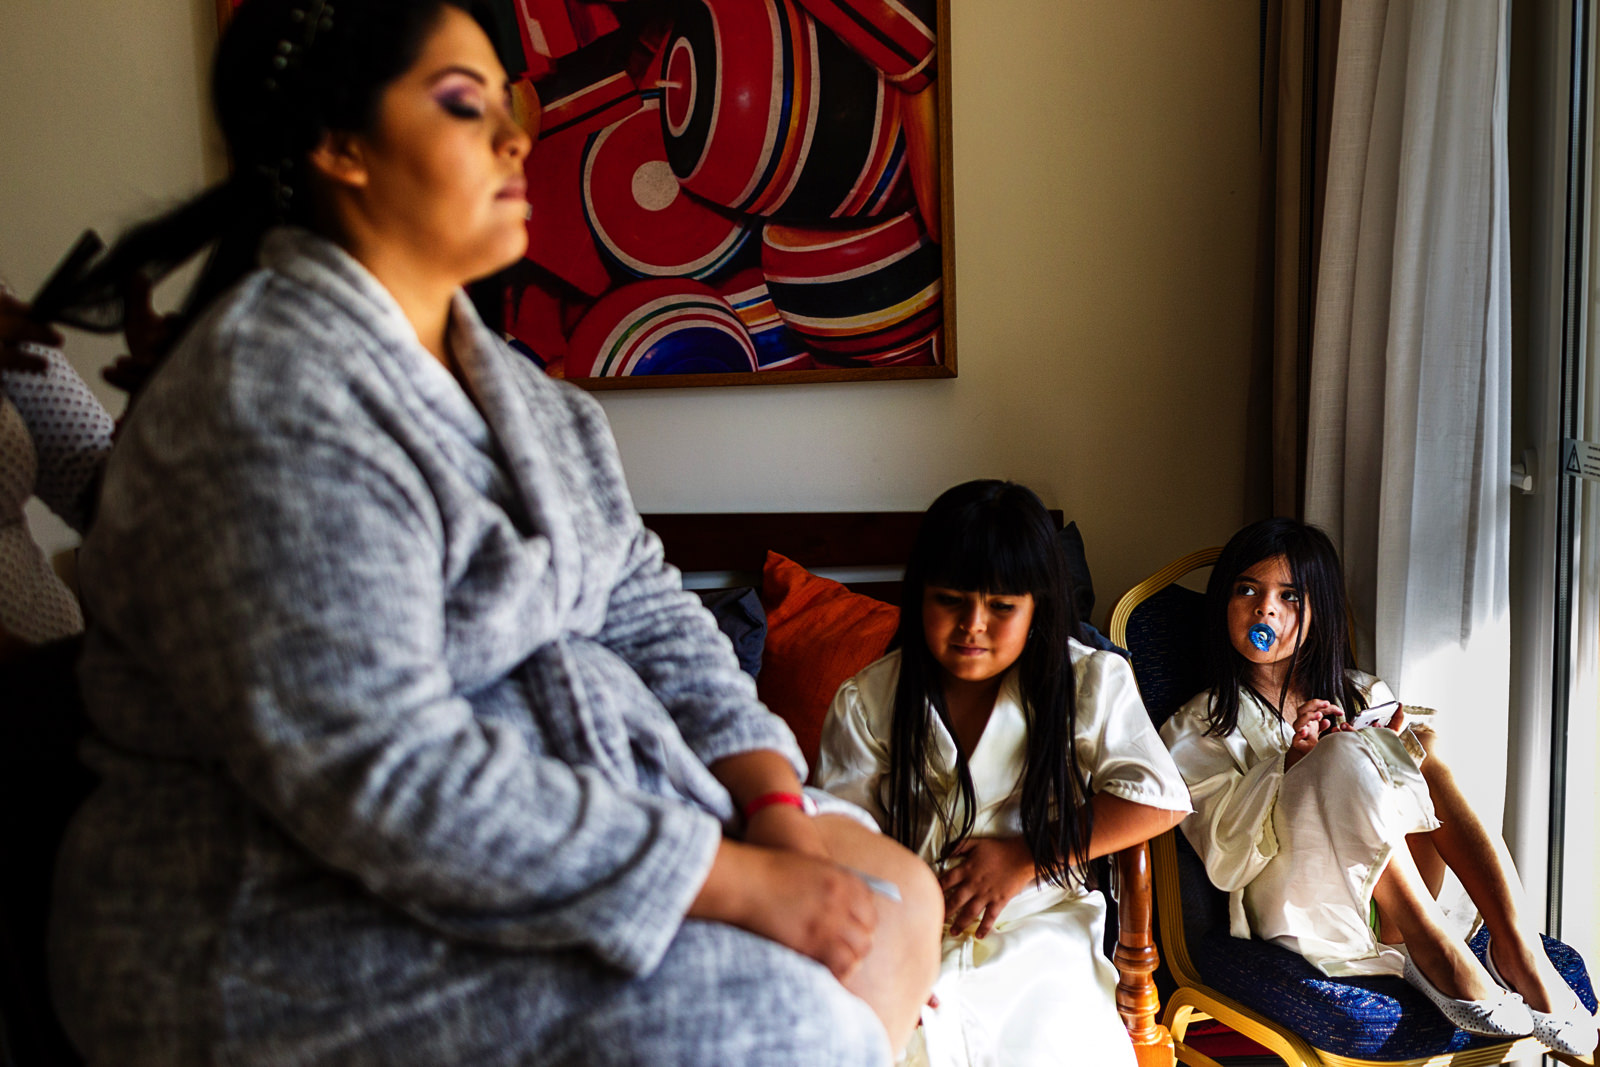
696,587 -> 766,678
1125,585 -> 1208,728
1059,521 -> 1097,621
1077,620 -> 1129,659
1191,925 -> 1596,1059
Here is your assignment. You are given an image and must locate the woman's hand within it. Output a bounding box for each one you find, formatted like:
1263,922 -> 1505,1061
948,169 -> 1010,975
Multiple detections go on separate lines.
938,836 -> 1035,940
691,840 -> 879,980
0,292 -> 63,373
1285,698 -> 1348,769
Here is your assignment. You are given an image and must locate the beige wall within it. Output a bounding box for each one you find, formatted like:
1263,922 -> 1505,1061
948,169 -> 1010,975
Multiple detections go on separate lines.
2,0 -> 220,561
2,0 -> 1262,621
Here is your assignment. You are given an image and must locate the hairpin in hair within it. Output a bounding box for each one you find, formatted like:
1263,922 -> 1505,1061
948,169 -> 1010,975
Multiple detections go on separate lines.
255,156 -> 296,217
263,0 -> 336,92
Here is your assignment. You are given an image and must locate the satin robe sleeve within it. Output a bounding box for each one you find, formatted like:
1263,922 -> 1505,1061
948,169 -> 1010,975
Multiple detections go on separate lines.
1160,696 -> 1285,892
814,652 -> 900,833
1072,647 -> 1193,812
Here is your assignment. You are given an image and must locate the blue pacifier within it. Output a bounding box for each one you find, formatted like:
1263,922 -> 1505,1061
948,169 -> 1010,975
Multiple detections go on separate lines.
1248,624 -> 1276,651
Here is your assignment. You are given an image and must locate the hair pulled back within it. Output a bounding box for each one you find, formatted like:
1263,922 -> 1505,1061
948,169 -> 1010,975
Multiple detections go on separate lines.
1199,517 -> 1367,736
40,0 -> 491,347
883,479 -> 1095,891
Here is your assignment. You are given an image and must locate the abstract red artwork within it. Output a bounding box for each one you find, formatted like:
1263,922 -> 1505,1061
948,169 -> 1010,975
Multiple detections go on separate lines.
219,0 -> 955,390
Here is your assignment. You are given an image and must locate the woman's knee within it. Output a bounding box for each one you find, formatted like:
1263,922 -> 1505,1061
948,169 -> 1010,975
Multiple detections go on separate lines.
814,816 -> 941,971
811,814 -> 941,1051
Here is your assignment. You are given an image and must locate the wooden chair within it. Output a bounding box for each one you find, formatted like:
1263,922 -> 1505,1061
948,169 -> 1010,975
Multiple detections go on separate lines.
1107,549 -> 1597,1067
645,510 -> 1176,1067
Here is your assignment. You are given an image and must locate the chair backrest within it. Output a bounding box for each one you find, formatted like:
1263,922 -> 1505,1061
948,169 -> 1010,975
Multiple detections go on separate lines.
1107,548 -> 1226,983
1107,547 -> 1217,729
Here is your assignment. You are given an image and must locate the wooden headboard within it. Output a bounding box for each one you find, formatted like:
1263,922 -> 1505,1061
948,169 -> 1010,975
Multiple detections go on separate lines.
641,509 -> 1064,604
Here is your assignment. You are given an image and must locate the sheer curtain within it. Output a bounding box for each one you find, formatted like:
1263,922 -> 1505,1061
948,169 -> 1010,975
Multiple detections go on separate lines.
1304,0 -> 1512,824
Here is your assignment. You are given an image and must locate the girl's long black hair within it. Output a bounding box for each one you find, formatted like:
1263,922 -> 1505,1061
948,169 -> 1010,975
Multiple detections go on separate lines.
36,0 -> 496,356
883,480 -> 1094,889
1200,517 -> 1367,736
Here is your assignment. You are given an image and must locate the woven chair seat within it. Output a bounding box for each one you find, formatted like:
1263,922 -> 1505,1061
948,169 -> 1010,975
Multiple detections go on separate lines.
1190,927 -> 1597,1060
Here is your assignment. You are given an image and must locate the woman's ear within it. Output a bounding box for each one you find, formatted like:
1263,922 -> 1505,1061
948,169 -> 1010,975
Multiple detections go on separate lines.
307,130 -> 369,191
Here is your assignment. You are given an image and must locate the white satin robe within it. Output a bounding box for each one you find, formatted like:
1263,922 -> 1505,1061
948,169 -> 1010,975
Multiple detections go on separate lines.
1159,672 -> 1439,976
817,643 -> 1192,1067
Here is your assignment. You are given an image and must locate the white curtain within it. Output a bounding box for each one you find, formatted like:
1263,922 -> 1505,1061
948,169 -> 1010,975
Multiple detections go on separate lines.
1304,0 -> 1512,826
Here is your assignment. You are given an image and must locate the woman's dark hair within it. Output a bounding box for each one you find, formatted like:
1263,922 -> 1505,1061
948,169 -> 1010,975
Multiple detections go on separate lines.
38,0 -> 496,349
1200,517 -> 1366,736
882,479 -> 1094,890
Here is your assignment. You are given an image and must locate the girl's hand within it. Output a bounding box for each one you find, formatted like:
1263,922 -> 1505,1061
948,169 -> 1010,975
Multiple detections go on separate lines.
1384,704 -> 1407,732
1285,699 -> 1346,769
693,841 -> 879,980
938,836 -> 1035,940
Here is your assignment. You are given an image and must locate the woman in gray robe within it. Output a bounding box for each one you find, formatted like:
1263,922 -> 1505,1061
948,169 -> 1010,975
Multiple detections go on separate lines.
40,2 -> 940,1063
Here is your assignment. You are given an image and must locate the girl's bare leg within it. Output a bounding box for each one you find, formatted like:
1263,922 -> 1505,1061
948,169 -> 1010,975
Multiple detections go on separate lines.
1376,831 -> 1445,946
813,814 -> 944,1052
1372,839 -> 1498,1002
1402,729 -> 1448,900
1414,751 -> 1571,1014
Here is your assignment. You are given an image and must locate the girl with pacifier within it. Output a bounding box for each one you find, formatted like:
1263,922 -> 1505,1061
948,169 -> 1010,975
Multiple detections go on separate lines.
817,480 -> 1192,1067
1160,517 -> 1596,1056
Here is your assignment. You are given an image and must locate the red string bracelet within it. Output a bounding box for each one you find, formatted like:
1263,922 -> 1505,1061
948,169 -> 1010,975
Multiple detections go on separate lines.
742,791 -> 815,822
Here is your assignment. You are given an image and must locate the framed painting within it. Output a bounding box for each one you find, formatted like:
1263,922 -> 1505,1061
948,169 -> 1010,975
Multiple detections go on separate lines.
217,0 -> 955,391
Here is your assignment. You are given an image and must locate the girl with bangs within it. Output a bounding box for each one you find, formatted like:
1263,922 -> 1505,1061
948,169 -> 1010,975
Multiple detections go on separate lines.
817,479 -> 1191,1067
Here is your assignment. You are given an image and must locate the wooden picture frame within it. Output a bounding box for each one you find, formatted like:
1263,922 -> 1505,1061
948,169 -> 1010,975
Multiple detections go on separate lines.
216,0 -> 955,392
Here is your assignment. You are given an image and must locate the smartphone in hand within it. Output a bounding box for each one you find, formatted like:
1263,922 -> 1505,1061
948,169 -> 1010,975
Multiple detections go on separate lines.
1350,700 -> 1401,730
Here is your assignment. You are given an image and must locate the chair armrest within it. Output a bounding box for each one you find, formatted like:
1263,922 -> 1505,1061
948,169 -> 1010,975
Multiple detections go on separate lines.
1113,840 -> 1175,1067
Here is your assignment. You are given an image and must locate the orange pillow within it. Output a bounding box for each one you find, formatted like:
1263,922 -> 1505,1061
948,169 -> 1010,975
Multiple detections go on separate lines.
758,551 -> 901,774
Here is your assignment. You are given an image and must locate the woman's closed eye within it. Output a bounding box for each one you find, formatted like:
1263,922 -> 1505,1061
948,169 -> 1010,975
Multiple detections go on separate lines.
437,91 -> 485,119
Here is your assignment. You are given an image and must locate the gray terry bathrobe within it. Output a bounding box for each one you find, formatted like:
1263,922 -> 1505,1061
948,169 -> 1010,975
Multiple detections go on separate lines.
51,228 -> 888,1067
